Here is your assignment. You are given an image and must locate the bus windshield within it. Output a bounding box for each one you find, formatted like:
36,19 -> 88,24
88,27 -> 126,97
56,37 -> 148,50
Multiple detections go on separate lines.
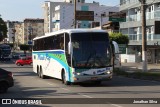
71,32 -> 111,68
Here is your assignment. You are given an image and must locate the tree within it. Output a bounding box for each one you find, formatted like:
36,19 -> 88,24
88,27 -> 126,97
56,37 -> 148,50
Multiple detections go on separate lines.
0,17 -> 7,42
109,32 -> 129,44
19,44 -> 30,54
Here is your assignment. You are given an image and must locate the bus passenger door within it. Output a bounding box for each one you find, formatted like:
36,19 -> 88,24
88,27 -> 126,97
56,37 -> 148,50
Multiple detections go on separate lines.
112,41 -> 121,68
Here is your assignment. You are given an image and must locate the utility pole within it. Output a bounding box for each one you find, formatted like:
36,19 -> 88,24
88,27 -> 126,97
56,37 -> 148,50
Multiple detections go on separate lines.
74,0 -> 77,28
140,0 -> 147,72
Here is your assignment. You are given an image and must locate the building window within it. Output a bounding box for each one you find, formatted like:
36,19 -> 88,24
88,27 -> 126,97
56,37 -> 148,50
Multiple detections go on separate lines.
92,22 -> 100,28
78,23 -> 81,28
81,0 -> 85,3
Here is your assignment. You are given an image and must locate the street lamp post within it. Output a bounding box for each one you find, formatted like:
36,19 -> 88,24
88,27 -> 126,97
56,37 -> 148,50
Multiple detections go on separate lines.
74,0 -> 77,29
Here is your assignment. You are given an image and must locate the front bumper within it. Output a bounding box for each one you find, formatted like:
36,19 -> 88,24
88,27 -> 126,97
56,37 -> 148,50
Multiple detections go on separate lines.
72,74 -> 113,83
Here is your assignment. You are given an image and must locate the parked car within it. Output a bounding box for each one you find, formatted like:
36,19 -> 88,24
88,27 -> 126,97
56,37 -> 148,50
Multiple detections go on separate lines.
19,54 -> 26,59
15,56 -> 32,66
12,53 -> 19,59
0,68 -> 14,93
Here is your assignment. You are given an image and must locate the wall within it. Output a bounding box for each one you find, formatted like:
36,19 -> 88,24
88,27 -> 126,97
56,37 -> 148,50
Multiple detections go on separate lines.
121,54 -> 136,63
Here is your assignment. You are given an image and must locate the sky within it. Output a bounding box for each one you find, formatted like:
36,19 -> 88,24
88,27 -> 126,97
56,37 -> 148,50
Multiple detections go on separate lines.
0,0 -> 119,21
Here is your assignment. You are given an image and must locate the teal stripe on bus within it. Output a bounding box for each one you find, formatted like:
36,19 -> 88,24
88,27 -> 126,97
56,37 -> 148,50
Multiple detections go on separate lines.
32,51 -> 72,82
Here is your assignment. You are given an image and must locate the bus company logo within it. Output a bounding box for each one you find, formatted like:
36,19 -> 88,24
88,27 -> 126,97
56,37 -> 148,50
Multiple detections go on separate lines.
2,99 -> 11,104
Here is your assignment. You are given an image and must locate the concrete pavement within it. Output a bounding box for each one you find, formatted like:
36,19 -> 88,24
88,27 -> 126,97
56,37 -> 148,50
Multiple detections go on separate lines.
120,62 -> 160,72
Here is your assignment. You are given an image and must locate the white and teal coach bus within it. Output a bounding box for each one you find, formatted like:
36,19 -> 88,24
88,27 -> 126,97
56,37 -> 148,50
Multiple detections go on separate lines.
32,29 -> 117,85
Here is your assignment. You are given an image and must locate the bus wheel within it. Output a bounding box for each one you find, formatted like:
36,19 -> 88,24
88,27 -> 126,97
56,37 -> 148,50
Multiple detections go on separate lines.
38,71 -> 41,78
40,67 -> 45,79
37,66 -> 40,77
62,71 -> 70,85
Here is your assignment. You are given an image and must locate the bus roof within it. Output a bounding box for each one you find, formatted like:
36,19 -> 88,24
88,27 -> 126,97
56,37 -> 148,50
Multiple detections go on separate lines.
33,29 -> 107,40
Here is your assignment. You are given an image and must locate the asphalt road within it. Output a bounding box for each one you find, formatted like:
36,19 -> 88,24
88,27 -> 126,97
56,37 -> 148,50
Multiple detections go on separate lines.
0,61 -> 160,107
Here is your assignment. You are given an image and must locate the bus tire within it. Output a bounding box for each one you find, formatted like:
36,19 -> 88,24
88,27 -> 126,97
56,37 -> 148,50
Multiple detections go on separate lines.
62,71 -> 70,85
37,66 -> 40,78
40,67 -> 45,79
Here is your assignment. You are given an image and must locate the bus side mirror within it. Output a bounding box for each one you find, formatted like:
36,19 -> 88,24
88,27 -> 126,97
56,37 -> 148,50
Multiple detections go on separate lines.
112,41 -> 119,54
68,42 -> 73,54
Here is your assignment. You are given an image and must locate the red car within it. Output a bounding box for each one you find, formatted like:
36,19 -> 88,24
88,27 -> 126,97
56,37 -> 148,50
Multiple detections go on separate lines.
15,56 -> 32,66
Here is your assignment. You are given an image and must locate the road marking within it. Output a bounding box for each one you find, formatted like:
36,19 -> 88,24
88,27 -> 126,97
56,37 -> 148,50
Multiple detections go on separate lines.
61,88 -> 93,98
77,93 -> 93,98
61,88 -> 70,91
110,104 -> 123,107
47,83 -> 53,86
81,94 -> 93,98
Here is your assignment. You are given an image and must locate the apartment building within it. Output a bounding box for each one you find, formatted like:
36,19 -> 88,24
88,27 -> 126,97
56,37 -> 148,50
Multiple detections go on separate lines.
42,0 -> 119,33
5,20 -> 22,43
120,0 -> 160,63
23,19 -> 44,44
6,19 -> 44,46
42,1 -> 64,33
14,22 -> 24,48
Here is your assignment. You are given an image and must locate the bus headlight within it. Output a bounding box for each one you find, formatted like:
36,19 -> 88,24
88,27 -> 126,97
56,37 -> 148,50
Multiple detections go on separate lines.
73,72 -> 81,76
105,71 -> 112,74
76,73 -> 81,75
107,71 -> 111,74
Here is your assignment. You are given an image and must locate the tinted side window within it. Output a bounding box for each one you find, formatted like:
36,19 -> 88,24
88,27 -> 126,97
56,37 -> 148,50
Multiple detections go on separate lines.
33,40 -> 36,51
59,34 -> 64,50
33,33 -> 65,51
65,33 -> 69,52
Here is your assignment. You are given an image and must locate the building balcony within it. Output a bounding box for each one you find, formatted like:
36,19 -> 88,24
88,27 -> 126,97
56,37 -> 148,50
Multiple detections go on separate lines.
120,10 -> 160,28
126,11 -> 158,22
125,33 -> 160,45
120,0 -> 140,11
120,0 -> 160,11
52,20 -> 60,23
52,16 -> 60,23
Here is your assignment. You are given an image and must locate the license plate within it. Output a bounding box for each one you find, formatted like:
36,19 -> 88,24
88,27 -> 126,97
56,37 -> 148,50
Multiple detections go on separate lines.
91,77 -> 98,80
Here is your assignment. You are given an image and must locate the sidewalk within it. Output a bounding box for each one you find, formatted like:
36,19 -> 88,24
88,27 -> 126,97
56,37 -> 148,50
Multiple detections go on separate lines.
120,62 -> 160,72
